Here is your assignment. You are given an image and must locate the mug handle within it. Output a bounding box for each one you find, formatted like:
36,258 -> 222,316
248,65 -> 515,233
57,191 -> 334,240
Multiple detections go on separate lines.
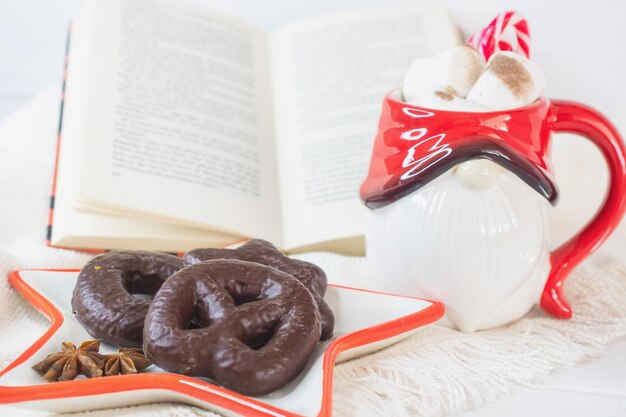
541,100 -> 626,319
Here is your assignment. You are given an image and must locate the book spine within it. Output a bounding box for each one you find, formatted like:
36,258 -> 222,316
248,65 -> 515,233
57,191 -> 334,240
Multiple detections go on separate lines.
46,23 -> 104,255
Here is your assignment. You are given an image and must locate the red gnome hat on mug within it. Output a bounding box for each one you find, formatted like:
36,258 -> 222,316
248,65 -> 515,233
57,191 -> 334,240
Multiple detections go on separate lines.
359,90 -> 558,209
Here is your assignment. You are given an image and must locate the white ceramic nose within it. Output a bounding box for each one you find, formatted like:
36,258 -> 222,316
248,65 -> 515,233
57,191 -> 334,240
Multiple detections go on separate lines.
454,159 -> 503,189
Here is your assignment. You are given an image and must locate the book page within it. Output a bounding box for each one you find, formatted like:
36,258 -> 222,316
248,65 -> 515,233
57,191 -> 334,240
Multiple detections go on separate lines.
270,5 -> 461,250
76,0 -> 283,243
51,0 -> 243,252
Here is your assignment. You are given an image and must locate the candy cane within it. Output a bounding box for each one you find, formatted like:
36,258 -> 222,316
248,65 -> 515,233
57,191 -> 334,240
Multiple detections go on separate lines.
468,11 -> 531,61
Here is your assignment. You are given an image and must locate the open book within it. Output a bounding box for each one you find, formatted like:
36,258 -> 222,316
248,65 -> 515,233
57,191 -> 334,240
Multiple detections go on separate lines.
50,0 -> 460,254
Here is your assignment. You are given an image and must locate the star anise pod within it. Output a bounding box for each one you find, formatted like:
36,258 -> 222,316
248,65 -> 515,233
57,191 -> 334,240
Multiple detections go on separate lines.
103,348 -> 151,376
32,340 -> 106,382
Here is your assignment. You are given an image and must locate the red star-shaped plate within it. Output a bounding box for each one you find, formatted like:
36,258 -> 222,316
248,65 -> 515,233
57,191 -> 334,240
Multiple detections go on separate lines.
0,269 -> 443,416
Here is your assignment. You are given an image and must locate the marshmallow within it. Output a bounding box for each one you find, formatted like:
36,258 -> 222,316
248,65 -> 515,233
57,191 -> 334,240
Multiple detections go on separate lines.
403,45 -> 485,103
412,90 -> 491,112
466,51 -> 546,110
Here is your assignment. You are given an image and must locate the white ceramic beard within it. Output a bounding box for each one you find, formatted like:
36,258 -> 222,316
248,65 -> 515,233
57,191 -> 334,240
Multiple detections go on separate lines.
366,161 -> 552,332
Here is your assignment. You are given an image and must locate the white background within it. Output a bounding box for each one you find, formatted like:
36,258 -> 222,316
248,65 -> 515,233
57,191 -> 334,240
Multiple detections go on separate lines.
1,1 -> 626,416
1,0 -> 625,120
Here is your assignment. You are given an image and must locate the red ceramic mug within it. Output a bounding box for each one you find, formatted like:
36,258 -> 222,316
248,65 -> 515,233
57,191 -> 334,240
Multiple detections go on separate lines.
362,89 -> 626,331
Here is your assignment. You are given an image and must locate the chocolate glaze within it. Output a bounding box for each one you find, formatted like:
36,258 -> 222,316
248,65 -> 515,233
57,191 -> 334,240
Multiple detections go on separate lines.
143,260 -> 322,396
71,251 -> 183,347
364,139 -> 559,209
184,239 -> 335,340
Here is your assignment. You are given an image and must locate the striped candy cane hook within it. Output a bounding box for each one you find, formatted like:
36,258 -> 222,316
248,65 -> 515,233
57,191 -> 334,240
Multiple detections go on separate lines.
468,11 -> 531,61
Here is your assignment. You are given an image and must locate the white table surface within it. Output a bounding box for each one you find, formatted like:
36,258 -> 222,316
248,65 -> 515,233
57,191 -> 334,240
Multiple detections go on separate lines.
2,1 -> 626,416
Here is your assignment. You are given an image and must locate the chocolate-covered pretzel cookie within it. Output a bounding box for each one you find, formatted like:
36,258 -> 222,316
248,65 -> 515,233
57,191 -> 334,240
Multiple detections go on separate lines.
71,251 -> 183,347
184,239 -> 334,339
143,260 -> 321,396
